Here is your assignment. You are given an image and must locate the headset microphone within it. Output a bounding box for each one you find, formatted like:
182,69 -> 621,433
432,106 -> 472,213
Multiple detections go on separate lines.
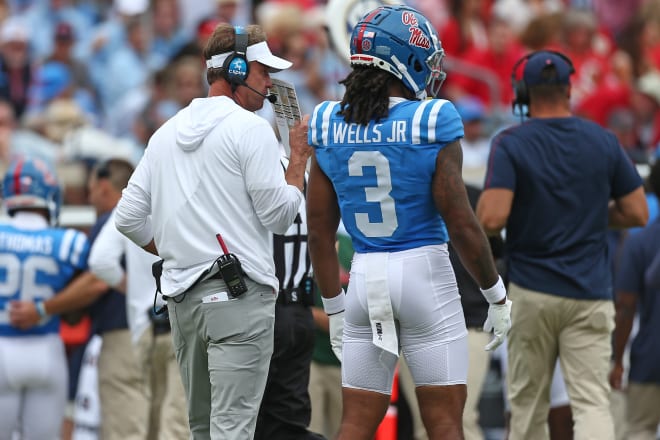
243,83 -> 277,103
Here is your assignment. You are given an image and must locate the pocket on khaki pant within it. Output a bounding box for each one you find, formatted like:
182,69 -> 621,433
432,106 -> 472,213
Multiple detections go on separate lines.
587,301 -> 615,333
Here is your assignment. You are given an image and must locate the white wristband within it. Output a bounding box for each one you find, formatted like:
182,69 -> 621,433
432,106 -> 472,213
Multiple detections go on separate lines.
480,276 -> 507,304
321,289 -> 345,315
35,300 -> 49,319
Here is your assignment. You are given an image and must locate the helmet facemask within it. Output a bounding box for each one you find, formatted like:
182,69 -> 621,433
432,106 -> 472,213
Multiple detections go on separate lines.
425,48 -> 447,98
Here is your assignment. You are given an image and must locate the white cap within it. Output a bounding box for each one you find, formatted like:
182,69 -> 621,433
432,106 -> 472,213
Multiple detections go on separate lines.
114,0 -> 149,16
637,70 -> 660,105
206,41 -> 292,72
0,17 -> 28,44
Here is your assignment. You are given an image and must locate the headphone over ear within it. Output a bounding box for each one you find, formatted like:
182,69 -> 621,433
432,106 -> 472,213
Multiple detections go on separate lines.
511,50 -> 575,116
223,26 -> 249,88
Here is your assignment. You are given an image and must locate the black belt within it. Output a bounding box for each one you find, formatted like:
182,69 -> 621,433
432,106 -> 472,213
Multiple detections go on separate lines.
207,269 -> 247,280
277,287 -> 314,306
208,270 -> 224,280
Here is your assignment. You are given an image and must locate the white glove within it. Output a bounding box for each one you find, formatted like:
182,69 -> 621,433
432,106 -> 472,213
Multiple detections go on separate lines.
328,311 -> 344,362
483,299 -> 512,351
322,290 -> 346,362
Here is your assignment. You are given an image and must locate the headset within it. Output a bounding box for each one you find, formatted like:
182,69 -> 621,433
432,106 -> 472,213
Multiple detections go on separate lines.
223,26 -> 249,89
511,50 -> 575,116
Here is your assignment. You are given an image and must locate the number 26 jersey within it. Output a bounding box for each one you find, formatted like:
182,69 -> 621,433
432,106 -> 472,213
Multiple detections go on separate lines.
0,223 -> 90,336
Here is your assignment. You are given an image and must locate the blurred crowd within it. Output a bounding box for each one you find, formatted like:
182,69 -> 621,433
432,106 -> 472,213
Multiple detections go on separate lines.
1,0 -> 660,207
1,0 -> 660,438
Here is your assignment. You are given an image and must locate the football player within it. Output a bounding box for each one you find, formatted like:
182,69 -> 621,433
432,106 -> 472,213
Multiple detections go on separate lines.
0,156 -> 91,439
303,5 -> 512,440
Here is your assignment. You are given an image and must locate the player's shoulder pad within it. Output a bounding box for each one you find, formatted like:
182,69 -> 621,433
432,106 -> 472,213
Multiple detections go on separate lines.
402,98 -> 464,145
309,101 -> 341,147
55,228 -> 90,268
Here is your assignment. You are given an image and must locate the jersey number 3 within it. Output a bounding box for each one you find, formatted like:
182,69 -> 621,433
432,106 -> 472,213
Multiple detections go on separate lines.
348,151 -> 399,237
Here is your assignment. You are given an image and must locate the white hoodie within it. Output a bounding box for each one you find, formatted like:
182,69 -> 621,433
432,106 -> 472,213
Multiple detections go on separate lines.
115,96 -> 303,296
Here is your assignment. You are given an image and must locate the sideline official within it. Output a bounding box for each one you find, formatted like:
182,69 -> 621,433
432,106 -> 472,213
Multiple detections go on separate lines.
115,23 -> 311,440
254,156 -> 326,440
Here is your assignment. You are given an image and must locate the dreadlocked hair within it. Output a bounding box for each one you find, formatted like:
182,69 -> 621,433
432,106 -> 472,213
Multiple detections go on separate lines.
339,66 -> 398,125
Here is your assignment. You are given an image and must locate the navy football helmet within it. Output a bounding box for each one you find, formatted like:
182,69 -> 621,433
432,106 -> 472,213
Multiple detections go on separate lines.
349,5 -> 446,99
2,156 -> 62,224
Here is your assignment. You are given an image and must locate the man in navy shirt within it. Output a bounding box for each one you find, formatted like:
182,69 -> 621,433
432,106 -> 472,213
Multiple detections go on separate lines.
477,50 -> 648,440
610,160 -> 660,439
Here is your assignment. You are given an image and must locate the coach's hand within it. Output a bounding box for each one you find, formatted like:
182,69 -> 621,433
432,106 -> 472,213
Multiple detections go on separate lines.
288,115 -> 313,162
483,298 -> 512,351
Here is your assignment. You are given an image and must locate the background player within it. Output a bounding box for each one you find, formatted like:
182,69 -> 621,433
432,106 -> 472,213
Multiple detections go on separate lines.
0,156 -> 91,439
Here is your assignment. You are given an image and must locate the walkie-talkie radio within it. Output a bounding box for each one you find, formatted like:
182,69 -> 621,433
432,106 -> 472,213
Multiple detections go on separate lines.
215,233 -> 248,297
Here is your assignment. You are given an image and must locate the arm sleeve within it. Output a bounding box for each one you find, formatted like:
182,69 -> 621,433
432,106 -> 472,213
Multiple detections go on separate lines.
88,210 -> 125,287
115,148 -> 154,247
240,120 -> 303,235
610,142 -> 643,198
483,131 -> 516,190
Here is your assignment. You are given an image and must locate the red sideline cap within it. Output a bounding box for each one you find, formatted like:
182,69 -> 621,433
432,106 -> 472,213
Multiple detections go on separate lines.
197,18 -> 221,40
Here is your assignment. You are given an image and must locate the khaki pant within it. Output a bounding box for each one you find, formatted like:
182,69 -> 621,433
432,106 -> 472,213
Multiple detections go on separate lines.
507,283 -> 615,440
308,361 -> 342,439
135,326 -> 190,440
626,382 -> 660,440
464,329 -> 491,440
610,388 -> 628,440
168,278 -> 276,440
97,328 -> 149,440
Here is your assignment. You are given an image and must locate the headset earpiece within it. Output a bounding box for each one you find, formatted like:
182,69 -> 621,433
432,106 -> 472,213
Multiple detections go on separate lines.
223,26 -> 249,87
511,54 -> 532,116
510,50 -> 575,117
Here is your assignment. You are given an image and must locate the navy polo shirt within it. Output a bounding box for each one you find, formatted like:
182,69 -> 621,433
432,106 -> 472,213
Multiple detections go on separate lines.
484,116 -> 642,300
87,211 -> 128,333
615,218 -> 660,384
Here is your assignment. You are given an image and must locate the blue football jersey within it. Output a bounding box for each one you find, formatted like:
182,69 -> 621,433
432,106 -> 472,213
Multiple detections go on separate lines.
0,225 -> 90,336
309,99 -> 464,253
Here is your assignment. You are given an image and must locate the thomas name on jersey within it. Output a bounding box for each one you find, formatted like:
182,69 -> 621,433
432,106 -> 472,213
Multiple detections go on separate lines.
332,120 -> 407,144
0,231 -> 54,254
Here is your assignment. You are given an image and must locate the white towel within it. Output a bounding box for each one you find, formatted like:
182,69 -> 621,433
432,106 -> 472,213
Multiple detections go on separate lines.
365,253 -> 398,356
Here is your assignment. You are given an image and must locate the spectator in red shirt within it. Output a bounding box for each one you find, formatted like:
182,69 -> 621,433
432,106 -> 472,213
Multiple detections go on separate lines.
446,15 -> 526,110
440,0 -> 489,58
559,9 -> 613,107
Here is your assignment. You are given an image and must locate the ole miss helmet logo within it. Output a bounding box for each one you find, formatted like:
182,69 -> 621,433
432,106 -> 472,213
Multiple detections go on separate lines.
402,11 -> 430,49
